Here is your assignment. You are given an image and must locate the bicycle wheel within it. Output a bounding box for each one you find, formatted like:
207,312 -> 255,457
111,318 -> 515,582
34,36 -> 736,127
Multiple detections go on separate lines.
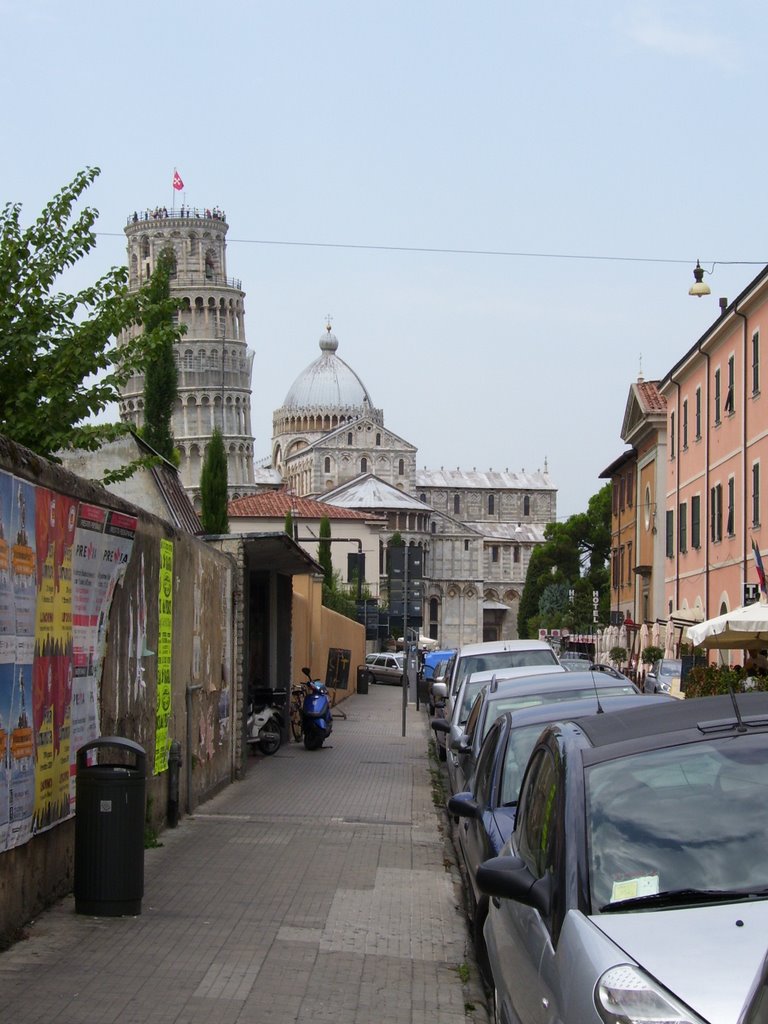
290,703 -> 303,741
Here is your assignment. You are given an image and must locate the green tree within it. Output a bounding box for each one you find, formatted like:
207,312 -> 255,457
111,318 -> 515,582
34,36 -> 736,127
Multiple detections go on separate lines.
0,167 -> 182,471
200,428 -> 229,533
140,249 -> 179,462
518,484 -> 612,638
318,516 -> 333,588
284,509 -> 294,538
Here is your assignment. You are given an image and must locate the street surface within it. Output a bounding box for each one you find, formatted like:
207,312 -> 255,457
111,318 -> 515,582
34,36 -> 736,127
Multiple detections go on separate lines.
0,683 -> 488,1024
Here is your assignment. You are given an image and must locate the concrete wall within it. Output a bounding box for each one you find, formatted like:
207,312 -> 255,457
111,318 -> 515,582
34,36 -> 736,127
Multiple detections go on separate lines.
0,436 -> 234,949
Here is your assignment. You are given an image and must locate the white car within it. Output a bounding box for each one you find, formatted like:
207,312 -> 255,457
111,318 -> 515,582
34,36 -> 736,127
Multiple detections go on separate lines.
432,640 -> 560,761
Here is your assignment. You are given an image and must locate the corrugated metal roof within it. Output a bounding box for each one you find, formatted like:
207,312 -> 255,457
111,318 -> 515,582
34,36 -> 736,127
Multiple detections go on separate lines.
149,461 -> 203,535
476,522 -> 546,543
228,487 -> 377,521
416,467 -> 554,490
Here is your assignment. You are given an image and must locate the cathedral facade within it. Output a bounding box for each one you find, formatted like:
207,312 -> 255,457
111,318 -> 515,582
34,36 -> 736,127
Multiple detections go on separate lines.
272,326 -> 557,647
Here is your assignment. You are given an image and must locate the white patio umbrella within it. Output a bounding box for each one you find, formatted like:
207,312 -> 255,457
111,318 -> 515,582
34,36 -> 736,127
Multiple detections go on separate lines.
687,600 -> 768,650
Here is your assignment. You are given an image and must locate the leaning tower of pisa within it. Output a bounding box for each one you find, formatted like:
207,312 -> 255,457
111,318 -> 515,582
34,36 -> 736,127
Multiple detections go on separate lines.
120,205 -> 256,508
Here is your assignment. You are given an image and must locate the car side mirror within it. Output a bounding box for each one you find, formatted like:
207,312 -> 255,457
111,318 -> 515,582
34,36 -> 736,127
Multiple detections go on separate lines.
431,718 -> 450,734
431,681 -> 448,699
476,854 -> 551,916
450,733 -> 470,754
447,792 -> 481,820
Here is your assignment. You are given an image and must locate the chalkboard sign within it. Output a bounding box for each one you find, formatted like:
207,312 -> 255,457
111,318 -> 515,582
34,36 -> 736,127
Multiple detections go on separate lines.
326,648 -> 351,690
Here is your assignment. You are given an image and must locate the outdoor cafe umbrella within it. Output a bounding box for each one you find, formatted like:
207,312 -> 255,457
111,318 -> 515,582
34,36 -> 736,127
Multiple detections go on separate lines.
686,600 -> 768,650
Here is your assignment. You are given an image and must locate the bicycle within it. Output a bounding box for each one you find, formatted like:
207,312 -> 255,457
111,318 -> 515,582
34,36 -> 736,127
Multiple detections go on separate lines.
289,682 -> 305,741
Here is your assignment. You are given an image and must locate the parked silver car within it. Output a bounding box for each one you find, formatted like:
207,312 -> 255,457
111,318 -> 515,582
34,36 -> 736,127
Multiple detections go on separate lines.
363,652 -> 404,685
477,692 -> 768,1024
644,657 -> 683,695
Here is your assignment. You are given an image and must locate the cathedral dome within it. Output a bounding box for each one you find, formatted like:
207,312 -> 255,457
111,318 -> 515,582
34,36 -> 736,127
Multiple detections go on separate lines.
282,327 -> 373,411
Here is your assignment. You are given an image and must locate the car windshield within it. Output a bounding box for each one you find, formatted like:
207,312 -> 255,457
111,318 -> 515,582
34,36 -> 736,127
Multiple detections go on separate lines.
456,649 -> 558,689
482,685 -> 636,739
586,733 -> 768,913
659,660 -> 682,676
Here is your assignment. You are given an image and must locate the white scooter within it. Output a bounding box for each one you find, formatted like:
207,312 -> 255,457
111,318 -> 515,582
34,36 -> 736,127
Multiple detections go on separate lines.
246,688 -> 285,755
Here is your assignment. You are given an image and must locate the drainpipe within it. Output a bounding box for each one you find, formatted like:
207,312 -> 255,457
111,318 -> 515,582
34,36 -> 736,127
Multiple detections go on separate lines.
733,301 -> 749,603
668,377 -> 682,612
699,343 -> 712,616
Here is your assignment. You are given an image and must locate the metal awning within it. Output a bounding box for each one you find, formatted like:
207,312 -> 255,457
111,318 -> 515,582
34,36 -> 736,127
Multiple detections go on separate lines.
209,532 -> 323,575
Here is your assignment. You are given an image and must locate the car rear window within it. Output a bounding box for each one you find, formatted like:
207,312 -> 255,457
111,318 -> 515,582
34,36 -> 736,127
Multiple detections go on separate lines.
456,649 -> 558,689
482,685 -> 636,738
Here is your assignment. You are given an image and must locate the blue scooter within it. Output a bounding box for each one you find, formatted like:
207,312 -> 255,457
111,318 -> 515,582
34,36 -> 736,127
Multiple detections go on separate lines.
301,667 -> 333,750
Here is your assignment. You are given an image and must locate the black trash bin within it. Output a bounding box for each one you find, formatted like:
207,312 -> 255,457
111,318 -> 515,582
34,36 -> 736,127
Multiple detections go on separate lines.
357,666 -> 369,695
74,736 -> 146,917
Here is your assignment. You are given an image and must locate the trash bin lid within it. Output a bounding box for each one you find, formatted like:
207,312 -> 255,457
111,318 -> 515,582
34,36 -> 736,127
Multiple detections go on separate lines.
76,736 -> 147,775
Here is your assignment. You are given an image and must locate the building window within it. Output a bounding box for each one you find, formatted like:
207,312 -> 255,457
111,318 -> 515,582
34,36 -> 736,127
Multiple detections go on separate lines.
431,521 -> 436,534
679,502 -> 687,553
725,356 -> 735,414
324,457 -> 331,473
419,493 -> 426,503
711,484 -> 723,542
612,482 -> 619,515
523,495 -> 531,516
682,399 -> 688,449
464,539 -> 469,551
491,545 -> 499,563
360,457 -> 367,473
454,494 -> 460,514
666,511 -> 674,558
619,545 -> 625,583
626,469 -> 634,506
488,494 -> 495,515
753,331 -> 760,394
695,387 -> 702,439
347,432 -> 353,445
691,495 -> 701,549
398,459 -> 404,476
627,541 -> 633,583
376,433 -> 381,446
612,547 -> 619,588
727,476 -> 735,536
513,545 -> 520,563
619,476 -> 626,510
670,411 -> 676,459
753,463 -> 761,527
714,368 -> 721,424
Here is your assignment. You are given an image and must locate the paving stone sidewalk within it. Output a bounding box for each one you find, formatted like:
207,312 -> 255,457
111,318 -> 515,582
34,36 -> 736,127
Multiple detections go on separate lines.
0,683 -> 489,1024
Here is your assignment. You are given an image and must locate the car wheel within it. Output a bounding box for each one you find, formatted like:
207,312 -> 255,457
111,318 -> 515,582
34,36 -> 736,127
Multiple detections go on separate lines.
367,670 -> 376,686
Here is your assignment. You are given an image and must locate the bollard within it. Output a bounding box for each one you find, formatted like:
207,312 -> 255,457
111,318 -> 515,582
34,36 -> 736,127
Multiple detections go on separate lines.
167,740 -> 182,828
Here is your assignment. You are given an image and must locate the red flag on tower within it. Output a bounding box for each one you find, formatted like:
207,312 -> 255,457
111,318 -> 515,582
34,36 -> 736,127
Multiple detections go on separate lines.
172,169 -> 184,191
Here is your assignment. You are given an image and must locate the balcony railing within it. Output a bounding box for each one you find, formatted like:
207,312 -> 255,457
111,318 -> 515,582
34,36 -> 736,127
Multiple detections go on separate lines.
127,207 -> 227,225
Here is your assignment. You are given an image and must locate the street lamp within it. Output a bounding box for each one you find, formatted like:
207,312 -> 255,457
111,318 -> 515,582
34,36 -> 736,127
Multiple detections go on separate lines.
688,261 -> 711,298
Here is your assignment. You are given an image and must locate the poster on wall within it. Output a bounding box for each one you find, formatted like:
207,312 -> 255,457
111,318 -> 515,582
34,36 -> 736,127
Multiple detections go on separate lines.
154,539 -> 173,775
0,468 -> 138,853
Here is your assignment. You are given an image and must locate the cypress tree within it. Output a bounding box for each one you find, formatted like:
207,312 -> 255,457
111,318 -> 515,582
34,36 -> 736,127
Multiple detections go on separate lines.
141,249 -> 179,462
318,516 -> 333,588
200,428 -> 229,533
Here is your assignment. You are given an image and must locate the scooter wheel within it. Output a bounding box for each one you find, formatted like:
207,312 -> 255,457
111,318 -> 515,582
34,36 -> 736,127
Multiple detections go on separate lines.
303,729 -> 323,751
257,721 -> 282,756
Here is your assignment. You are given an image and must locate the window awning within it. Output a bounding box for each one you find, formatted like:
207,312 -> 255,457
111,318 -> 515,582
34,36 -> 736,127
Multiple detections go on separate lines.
483,600 -> 509,611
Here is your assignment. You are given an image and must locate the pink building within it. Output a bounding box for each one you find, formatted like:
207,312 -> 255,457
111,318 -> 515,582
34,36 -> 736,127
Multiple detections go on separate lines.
659,266 -> 768,629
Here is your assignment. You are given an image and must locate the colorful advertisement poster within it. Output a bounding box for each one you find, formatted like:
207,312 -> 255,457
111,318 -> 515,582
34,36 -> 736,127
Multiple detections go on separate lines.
0,470 -> 138,852
154,539 -> 173,775
5,476 -> 37,850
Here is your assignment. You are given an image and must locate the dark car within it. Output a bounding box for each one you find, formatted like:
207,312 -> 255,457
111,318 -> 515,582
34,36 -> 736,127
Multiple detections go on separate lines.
442,669 -> 640,797
447,693 -> 670,980
476,692 -> 768,1024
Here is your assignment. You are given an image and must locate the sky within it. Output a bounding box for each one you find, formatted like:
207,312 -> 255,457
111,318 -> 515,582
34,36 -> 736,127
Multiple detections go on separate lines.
2,0 -> 767,518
